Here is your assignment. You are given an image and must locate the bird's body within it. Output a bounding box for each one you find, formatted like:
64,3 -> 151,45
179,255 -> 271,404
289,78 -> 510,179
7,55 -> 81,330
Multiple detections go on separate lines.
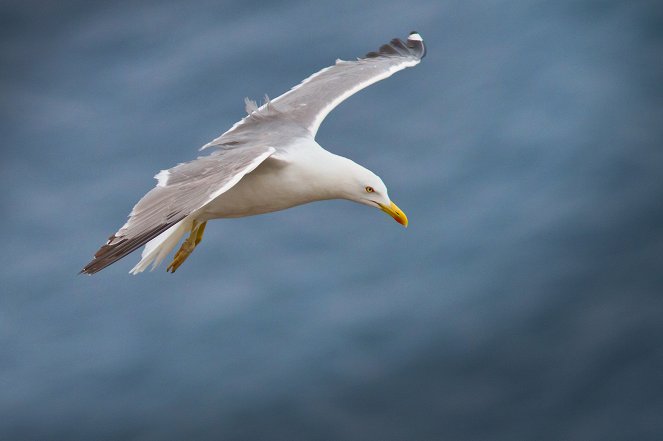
202,140 -> 354,219
82,32 -> 425,274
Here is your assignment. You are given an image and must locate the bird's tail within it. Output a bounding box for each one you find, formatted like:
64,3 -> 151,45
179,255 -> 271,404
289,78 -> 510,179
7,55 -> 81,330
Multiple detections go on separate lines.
129,219 -> 192,274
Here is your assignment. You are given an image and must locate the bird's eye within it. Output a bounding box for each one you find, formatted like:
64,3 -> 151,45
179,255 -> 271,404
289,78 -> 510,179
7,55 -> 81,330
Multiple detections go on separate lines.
365,186 -> 375,193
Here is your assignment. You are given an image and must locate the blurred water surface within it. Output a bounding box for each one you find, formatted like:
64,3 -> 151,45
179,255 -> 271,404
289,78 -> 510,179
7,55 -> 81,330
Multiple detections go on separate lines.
1,0 -> 662,440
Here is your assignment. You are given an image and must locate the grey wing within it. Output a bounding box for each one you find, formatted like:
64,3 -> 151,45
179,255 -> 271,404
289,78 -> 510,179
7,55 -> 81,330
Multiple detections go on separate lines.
81,145 -> 275,274
201,32 -> 425,150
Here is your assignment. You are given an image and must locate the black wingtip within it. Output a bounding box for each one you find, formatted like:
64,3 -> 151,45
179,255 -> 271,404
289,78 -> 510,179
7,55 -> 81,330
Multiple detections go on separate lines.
363,32 -> 425,60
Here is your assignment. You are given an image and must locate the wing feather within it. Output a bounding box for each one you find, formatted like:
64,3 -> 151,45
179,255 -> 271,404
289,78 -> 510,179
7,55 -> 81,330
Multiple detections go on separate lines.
81,146 -> 274,274
201,32 -> 425,149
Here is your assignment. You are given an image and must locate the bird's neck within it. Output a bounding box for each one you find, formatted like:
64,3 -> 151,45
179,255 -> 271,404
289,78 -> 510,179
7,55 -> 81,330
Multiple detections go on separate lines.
292,144 -> 362,201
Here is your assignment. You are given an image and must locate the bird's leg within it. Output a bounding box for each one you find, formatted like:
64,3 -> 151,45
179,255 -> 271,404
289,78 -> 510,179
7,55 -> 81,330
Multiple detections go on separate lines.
167,221 -> 207,273
194,221 -> 206,246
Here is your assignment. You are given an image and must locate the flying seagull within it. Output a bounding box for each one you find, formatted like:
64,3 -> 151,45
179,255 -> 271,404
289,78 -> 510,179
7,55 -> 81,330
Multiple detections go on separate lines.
82,31 -> 426,275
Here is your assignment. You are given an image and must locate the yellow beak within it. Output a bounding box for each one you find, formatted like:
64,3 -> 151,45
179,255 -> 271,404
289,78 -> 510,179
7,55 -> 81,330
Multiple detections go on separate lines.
379,201 -> 408,227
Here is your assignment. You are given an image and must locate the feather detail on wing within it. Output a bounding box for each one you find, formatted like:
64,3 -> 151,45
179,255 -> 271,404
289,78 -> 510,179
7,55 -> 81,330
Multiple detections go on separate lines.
201,32 -> 425,150
81,146 -> 275,274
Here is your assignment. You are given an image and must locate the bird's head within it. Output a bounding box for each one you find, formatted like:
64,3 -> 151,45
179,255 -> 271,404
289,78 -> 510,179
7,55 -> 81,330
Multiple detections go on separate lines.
341,161 -> 408,227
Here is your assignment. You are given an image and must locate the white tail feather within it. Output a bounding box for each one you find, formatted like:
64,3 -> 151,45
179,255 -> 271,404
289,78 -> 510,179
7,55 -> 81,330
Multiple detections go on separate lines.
129,219 -> 191,274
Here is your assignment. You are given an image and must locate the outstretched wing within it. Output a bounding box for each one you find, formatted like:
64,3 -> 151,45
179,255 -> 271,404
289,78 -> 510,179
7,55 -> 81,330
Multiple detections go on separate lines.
81,146 -> 275,274
202,32 -> 425,149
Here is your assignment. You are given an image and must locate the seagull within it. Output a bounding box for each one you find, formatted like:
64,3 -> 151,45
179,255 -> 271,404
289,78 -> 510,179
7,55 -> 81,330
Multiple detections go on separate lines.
81,31 -> 426,275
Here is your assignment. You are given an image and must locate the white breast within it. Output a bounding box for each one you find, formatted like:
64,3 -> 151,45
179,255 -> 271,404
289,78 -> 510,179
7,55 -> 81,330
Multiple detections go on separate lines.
200,140 -> 343,219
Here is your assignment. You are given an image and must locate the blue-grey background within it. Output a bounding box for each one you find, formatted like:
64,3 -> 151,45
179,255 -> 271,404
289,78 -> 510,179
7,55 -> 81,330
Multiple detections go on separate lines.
2,0 -> 662,440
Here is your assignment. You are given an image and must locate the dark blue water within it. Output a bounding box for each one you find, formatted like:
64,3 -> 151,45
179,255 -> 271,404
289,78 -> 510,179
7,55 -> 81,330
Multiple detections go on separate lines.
2,1 -> 662,440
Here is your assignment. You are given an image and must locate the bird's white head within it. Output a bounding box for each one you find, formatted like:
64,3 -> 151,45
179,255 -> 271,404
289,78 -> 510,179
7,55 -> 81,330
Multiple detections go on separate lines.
336,158 -> 408,227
